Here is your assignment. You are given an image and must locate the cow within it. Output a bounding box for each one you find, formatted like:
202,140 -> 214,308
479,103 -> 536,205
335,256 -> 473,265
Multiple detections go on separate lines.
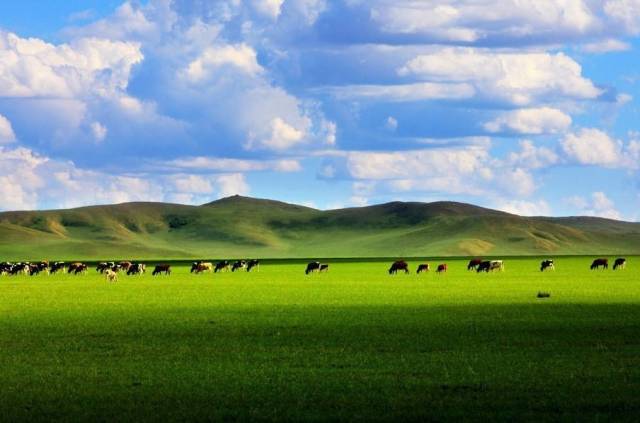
214,260 -> 230,273
152,264 -> 171,276
105,269 -> 118,283
10,263 -> 30,276
613,258 -> 627,270
68,262 -> 87,274
436,264 -> 448,274
96,262 -> 114,273
477,260 -> 504,272
389,260 -> 409,274
416,264 -> 430,274
50,262 -> 66,274
319,263 -> 329,272
127,263 -> 146,275
490,260 -> 504,271
118,261 -> 133,272
192,262 -> 213,274
540,259 -> 555,272
590,258 -> 608,270
246,259 -> 260,272
232,260 -> 247,272
305,261 -> 321,274
72,263 -> 88,275
467,258 -> 483,271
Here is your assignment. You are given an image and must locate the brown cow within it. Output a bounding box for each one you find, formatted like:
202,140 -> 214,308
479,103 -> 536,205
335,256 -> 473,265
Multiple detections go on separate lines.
590,258 -> 608,270
436,264 -> 448,274
389,260 -> 409,274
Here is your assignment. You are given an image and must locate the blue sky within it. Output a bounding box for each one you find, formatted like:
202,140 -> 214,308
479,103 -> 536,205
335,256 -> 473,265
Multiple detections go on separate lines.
0,1 -> 639,220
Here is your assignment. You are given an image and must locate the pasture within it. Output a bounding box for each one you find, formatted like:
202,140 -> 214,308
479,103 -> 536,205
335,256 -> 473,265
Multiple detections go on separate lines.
1,257 -> 639,421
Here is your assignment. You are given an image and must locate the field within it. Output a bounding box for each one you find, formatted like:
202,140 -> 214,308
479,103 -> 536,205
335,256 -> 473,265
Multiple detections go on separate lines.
1,257 -> 640,421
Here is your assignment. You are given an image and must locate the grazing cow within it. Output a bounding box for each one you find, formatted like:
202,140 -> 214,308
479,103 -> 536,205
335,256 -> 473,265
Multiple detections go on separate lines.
10,263 -> 30,276
119,261 -> 133,272
152,264 -> 171,276
72,263 -> 88,275
127,263 -> 146,275
537,292 -> 551,299
214,260 -> 230,273
590,258 -> 608,270
417,264 -> 430,274
305,261 -> 321,274
232,260 -> 247,272
436,264 -> 448,274
50,262 -> 66,274
246,259 -> 260,272
490,260 -> 504,271
477,260 -> 504,272
613,258 -> 627,270
105,269 -> 118,283
389,260 -> 409,274
467,258 -> 483,271
540,260 -> 555,272
319,264 -> 329,272
192,262 -> 213,274
96,262 -> 115,273
68,262 -> 86,274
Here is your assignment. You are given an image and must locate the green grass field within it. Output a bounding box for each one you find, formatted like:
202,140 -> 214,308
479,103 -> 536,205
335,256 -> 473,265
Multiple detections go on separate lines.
1,257 -> 639,421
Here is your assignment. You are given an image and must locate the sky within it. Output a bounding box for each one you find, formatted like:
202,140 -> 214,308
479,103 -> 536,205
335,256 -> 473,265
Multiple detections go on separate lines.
0,0 -> 640,220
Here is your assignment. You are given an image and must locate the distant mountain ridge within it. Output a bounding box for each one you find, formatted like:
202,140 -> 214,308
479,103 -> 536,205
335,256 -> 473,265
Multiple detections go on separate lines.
0,195 -> 638,260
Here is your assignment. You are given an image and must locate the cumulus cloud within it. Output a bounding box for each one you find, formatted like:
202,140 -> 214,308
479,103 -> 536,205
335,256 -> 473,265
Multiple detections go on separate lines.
564,191 -> 624,220
507,140 -> 559,169
484,107 -> 572,135
495,199 -> 551,216
561,128 -> 622,166
0,114 -> 16,143
398,48 -> 602,106
183,43 -> 263,81
253,0 -> 285,19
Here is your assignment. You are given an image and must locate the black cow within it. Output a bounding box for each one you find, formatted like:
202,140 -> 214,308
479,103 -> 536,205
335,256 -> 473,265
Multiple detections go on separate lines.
50,262 -> 66,274
467,258 -> 483,271
152,264 -> 171,276
319,264 -> 329,272
305,262 -> 321,274
540,259 -> 555,272
416,264 -> 430,274
590,258 -> 608,270
232,260 -> 246,272
246,259 -> 260,272
477,261 -> 491,273
613,258 -> 627,270
214,260 -> 230,273
389,260 -> 409,274
127,263 -> 146,275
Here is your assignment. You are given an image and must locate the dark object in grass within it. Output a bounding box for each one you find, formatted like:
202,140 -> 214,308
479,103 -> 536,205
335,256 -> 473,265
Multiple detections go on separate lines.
537,292 -> 551,298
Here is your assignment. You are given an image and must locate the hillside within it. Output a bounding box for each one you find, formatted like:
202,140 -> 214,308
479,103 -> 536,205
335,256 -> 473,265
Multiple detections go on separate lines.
0,195 -> 639,260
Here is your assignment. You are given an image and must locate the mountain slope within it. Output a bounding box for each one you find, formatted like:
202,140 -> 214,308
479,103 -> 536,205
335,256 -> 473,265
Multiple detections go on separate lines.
0,195 -> 638,260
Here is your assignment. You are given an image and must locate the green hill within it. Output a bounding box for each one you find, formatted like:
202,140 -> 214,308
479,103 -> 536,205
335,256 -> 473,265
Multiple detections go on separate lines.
0,195 -> 639,260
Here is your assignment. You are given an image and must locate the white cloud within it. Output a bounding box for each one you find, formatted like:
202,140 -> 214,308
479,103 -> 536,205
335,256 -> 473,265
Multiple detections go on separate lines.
582,38 -> 631,53
604,0 -> 640,34
216,173 -> 249,197
253,0 -> 285,19
0,114 -> 16,143
248,117 -> 307,151
327,81 -> 475,102
0,31 -> 143,98
90,121 -> 107,142
507,140 -> 559,169
564,191 -> 623,220
484,107 -> 572,134
399,48 -> 601,106
495,199 -> 551,216
370,0 -> 596,42
561,128 -> 622,166
183,43 -> 263,82
385,116 -> 398,131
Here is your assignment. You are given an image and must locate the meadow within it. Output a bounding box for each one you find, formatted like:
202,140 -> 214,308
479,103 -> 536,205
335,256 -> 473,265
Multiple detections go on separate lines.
1,257 -> 639,421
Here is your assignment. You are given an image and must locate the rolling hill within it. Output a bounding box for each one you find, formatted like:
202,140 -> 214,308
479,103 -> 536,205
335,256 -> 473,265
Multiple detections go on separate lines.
0,195 -> 639,260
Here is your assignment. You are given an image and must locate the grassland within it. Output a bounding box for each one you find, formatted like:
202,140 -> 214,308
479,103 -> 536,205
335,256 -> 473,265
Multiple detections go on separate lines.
1,257 -> 639,421
1,196 -> 640,260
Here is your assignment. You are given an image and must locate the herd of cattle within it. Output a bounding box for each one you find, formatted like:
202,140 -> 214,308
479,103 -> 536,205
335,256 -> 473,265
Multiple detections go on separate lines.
0,257 -> 628,279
